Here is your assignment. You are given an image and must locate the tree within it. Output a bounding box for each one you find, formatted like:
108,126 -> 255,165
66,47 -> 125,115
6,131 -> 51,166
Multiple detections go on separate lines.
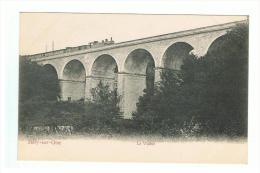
19,57 -> 61,132
133,69 -> 186,134
198,23 -> 248,136
79,81 -> 122,132
133,23 -> 248,137
19,57 -> 60,102
179,23 -> 248,136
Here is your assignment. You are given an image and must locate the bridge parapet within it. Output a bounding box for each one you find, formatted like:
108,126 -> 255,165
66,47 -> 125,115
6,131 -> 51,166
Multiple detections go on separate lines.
23,20 -> 247,62
24,38 -> 115,61
21,19 -> 248,119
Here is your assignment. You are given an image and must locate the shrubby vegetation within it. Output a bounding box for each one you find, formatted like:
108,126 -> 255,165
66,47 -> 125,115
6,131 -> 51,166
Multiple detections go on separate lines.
19,23 -> 248,138
133,23 -> 248,137
19,57 -> 60,102
19,79 -> 122,135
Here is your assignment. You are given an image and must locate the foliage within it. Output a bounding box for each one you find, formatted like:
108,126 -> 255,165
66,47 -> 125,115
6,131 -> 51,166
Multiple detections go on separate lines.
19,57 -> 61,132
19,79 -> 122,135
78,81 -> 122,133
133,23 -> 248,137
19,57 -> 60,102
19,100 -> 85,133
19,23 -> 248,138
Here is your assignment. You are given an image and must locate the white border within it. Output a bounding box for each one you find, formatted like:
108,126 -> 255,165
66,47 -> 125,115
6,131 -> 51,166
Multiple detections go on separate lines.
1,0 -> 260,173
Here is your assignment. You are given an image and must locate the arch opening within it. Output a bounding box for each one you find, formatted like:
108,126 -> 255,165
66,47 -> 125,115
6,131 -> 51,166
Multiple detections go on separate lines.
206,33 -> 248,65
63,60 -> 86,81
42,64 -> 60,100
90,54 -> 118,90
206,34 -> 232,56
124,49 -> 155,75
61,60 -> 86,101
123,49 -> 155,117
162,42 -> 194,70
124,49 -> 155,90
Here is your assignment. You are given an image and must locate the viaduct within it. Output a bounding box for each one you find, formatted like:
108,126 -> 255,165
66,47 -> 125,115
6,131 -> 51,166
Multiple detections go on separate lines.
24,20 -> 246,119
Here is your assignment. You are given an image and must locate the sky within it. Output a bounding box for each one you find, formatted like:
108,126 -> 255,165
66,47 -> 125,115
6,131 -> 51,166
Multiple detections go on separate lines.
19,13 -> 247,55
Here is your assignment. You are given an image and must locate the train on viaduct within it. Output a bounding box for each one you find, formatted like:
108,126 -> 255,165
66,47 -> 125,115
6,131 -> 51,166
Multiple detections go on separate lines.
23,20 -> 246,118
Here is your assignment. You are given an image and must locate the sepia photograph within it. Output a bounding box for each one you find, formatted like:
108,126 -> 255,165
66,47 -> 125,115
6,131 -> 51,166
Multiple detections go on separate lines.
17,13 -> 248,163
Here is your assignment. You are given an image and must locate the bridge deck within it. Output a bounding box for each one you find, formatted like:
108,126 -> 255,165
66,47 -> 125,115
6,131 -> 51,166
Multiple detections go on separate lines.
24,20 -> 247,61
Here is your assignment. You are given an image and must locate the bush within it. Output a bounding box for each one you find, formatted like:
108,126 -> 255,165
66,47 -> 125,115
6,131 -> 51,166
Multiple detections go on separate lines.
19,81 -> 123,135
133,23 -> 248,138
19,24 -> 248,138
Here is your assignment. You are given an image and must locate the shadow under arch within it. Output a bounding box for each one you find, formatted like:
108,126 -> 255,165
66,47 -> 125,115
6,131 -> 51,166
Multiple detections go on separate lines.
91,54 -> 118,78
124,48 -> 155,75
122,48 -> 155,118
90,54 -> 119,90
162,42 -> 194,70
61,59 -> 86,101
42,64 -> 60,100
62,59 -> 86,81
206,34 -> 236,58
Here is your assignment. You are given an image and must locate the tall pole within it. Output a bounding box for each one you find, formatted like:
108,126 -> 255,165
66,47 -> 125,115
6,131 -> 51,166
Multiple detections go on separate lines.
45,43 -> 48,52
52,40 -> 54,51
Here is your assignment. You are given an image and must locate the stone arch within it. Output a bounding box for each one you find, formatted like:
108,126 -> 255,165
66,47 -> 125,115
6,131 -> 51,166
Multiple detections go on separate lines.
90,54 -> 119,89
42,64 -> 60,100
60,58 -> 88,79
162,42 -> 194,70
206,34 -> 228,55
122,49 -> 155,118
205,32 -> 245,61
43,64 -> 59,79
91,54 -> 118,78
124,48 -> 155,91
61,59 -> 86,101
124,48 -> 155,75
197,31 -> 228,57
62,59 -> 86,81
